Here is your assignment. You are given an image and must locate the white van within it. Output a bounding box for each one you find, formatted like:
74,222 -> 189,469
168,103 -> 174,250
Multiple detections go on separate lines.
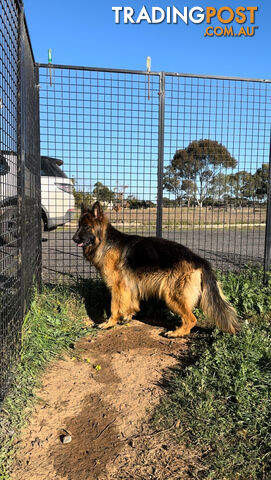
0,153 -> 75,241
41,156 -> 76,230
0,152 -> 18,243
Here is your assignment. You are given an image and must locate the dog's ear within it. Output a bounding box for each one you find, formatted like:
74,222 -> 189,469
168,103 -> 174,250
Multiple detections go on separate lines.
81,202 -> 90,214
90,201 -> 103,220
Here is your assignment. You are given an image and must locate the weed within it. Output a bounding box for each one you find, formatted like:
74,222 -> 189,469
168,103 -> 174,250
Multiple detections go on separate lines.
1,267 -> 270,479
154,267 -> 271,480
217,266 -> 271,316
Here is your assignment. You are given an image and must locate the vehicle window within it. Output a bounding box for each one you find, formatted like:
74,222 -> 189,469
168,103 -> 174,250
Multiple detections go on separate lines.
41,157 -> 68,178
0,155 -> 10,176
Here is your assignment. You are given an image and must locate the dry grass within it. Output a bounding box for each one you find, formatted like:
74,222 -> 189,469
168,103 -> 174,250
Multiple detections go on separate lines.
71,206 -> 267,229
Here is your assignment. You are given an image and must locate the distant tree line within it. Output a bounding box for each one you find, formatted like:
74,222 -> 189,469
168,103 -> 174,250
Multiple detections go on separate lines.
73,139 -> 269,210
163,139 -> 269,208
73,181 -> 156,210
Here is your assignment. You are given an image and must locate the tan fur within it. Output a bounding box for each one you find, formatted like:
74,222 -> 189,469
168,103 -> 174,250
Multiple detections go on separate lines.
76,203 -> 239,337
94,250 -> 204,336
200,280 -> 239,334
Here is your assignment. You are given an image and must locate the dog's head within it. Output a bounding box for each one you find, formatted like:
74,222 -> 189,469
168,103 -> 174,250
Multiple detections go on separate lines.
72,201 -> 105,249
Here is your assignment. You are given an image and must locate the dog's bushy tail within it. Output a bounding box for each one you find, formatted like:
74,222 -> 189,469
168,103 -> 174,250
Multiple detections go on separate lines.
200,267 -> 239,334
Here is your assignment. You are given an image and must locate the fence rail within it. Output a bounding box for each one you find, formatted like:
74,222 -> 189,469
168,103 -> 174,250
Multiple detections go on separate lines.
37,63 -> 271,83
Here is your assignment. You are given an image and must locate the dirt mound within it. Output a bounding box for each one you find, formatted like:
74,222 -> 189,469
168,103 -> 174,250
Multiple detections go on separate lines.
11,320 -> 194,480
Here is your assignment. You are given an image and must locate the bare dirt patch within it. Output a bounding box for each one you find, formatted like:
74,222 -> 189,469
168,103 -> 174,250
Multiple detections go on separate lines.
11,320 -> 198,480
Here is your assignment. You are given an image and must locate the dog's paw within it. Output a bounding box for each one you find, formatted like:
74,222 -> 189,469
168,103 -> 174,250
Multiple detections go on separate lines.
121,315 -> 133,324
164,329 -> 188,338
164,330 -> 176,338
98,319 -> 117,329
98,322 -> 112,329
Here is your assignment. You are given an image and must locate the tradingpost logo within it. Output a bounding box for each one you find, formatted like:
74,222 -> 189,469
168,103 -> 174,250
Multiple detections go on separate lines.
112,6 -> 259,37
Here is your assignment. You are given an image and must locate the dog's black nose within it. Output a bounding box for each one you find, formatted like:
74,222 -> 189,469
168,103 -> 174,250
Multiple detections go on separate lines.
72,232 -> 80,243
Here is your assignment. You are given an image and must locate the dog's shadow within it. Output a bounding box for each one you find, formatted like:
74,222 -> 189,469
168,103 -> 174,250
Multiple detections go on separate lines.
75,278 -> 111,324
76,278 -> 175,329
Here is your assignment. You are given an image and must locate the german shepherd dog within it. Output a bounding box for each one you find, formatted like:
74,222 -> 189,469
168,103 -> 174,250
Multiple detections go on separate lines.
73,202 -> 239,337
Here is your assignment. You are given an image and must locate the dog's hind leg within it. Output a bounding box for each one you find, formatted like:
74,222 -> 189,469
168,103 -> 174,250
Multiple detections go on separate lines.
164,270 -> 201,337
164,297 -> 197,337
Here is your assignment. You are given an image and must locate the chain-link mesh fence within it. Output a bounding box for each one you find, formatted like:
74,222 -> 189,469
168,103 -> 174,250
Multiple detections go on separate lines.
0,1 -> 40,403
163,74 -> 271,271
38,66 -> 160,282
38,64 -> 271,283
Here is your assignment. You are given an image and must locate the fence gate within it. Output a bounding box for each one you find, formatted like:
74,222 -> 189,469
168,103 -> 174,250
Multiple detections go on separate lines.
38,65 -> 161,283
38,63 -> 271,284
162,73 -> 271,272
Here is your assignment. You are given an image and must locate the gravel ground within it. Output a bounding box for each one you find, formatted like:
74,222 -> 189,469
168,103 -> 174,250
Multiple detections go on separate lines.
41,226 -> 266,284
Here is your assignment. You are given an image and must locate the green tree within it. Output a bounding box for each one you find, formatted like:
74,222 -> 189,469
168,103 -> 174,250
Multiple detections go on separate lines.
254,163 -> 269,201
163,168 -> 196,206
208,173 -> 231,201
228,171 -> 255,206
73,188 -> 93,208
163,165 -> 181,198
162,197 -> 179,208
72,179 -> 93,208
92,182 -> 115,202
164,139 -> 237,207
180,179 -> 198,206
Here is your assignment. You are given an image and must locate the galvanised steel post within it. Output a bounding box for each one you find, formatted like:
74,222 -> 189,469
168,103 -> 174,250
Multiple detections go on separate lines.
35,63 -> 42,291
156,72 -> 165,238
263,130 -> 271,284
17,5 -> 25,318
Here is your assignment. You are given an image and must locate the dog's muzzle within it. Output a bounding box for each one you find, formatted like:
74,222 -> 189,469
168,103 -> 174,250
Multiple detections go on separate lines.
72,232 -> 95,247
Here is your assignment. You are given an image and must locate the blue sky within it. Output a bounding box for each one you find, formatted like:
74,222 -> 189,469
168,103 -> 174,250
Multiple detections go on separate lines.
24,0 -> 270,79
23,1 -> 270,202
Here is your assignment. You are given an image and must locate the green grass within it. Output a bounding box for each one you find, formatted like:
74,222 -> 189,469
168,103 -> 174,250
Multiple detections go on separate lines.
1,267 -> 271,480
153,267 -> 271,480
0,285 -> 95,479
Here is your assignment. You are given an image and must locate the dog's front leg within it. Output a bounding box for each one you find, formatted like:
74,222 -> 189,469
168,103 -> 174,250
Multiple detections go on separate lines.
98,282 -> 121,329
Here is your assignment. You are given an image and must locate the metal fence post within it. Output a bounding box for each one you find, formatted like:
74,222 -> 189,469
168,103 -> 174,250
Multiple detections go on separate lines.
263,131 -> 271,284
17,5 -> 25,324
156,72 -> 165,238
35,64 -> 42,292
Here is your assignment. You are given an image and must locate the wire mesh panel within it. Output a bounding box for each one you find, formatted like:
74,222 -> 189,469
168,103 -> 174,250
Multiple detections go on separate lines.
39,66 -> 160,283
0,3 -> 40,403
38,63 -> 271,282
0,0 -> 20,402
163,74 -> 271,271
19,13 -> 41,308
